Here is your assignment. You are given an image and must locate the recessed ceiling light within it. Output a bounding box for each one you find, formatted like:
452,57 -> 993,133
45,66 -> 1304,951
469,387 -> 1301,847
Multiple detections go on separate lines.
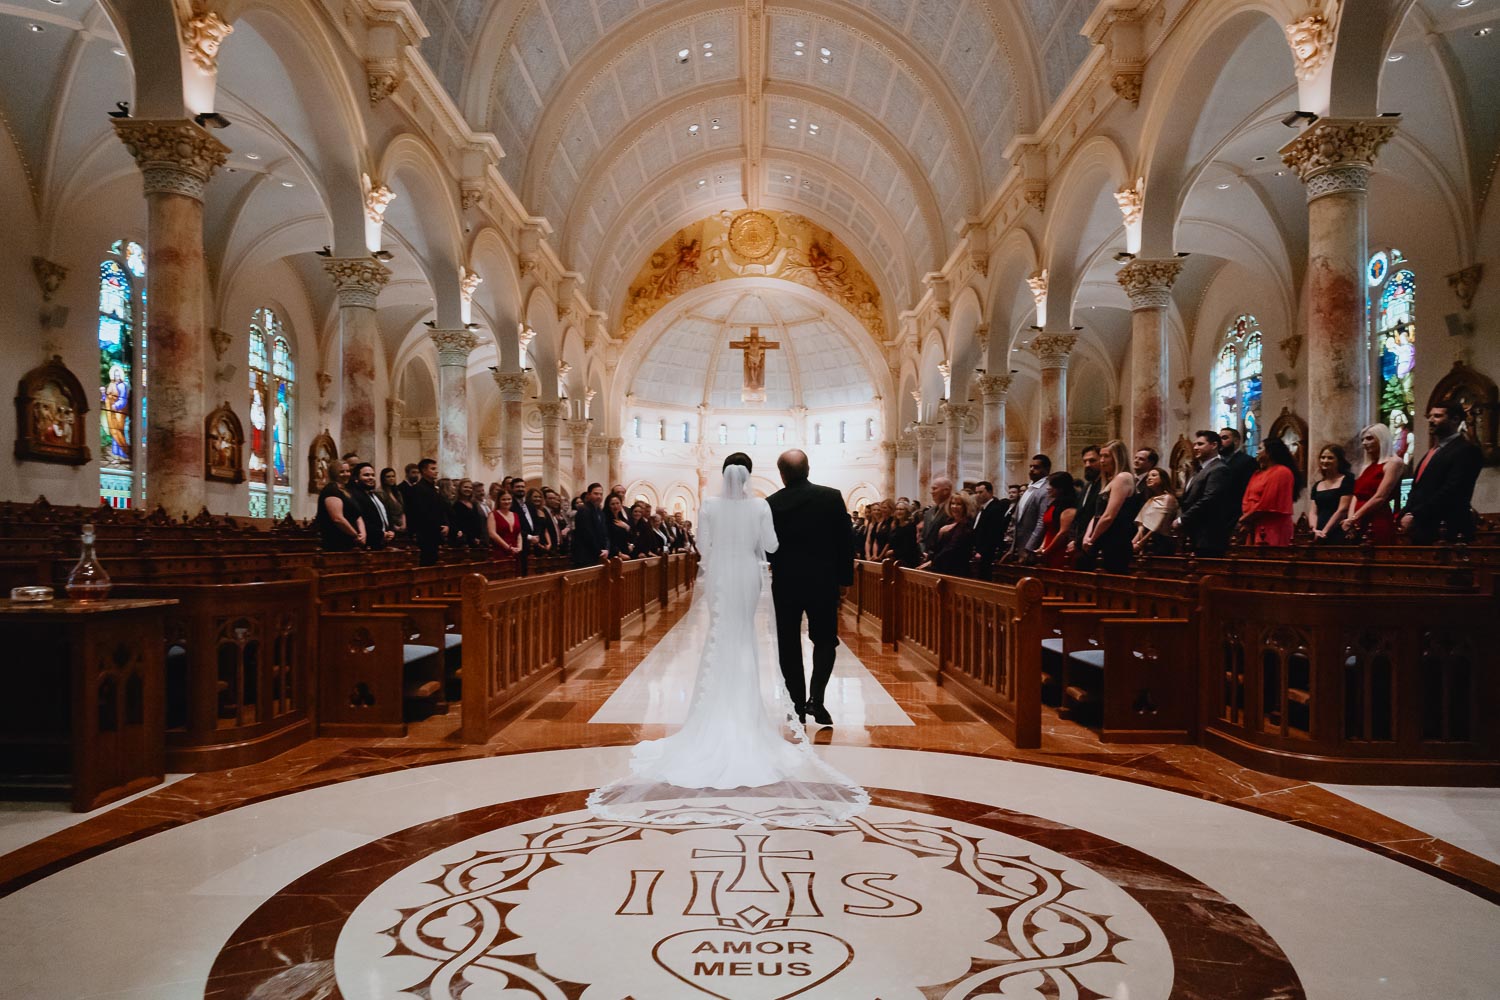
677,48 -> 689,62
281,181 -> 295,188
1275,170 -> 1286,176
688,123 -> 700,135
783,174 -> 793,181
245,152 -> 260,160
47,0 -> 66,5
1216,182 -> 1231,190
788,118 -> 797,123
716,174 -> 723,182
1253,155 -> 1266,161
28,23 -> 44,32
795,40 -> 806,48
1386,52 -> 1405,62
1477,26 -> 1494,36
703,50 -> 713,58
1456,0 -> 1474,8
112,47 -> 126,57
697,179 -> 707,187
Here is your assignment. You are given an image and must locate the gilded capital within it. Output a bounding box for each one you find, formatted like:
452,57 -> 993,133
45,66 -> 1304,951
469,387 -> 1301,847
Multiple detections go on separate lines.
429,329 -> 479,366
323,257 -> 392,308
1279,117 -> 1400,198
1031,334 -> 1078,370
1116,258 -> 1183,310
112,118 -> 229,200
977,373 -> 1013,403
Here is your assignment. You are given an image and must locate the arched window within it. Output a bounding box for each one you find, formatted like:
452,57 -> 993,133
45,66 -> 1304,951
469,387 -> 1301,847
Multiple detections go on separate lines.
748,424 -> 758,445
98,241 -> 145,507
776,424 -> 786,445
1371,250 -> 1416,465
248,308 -> 295,518
681,421 -> 690,443
839,420 -> 848,444
717,423 -> 728,445
866,418 -> 875,441
814,423 -> 822,445
632,416 -> 641,438
658,418 -> 666,441
1211,315 -> 1263,454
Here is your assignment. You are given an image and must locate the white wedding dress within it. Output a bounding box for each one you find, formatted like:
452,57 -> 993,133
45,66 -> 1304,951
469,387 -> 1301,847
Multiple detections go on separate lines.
587,466 -> 869,826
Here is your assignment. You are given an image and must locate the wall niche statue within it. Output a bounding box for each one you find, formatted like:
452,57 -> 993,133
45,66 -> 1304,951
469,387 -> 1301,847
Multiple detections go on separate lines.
1168,434 -> 1195,493
1267,407 -> 1309,481
307,430 -> 338,493
204,402 -> 245,483
1429,361 -> 1499,466
14,356 -> 90,465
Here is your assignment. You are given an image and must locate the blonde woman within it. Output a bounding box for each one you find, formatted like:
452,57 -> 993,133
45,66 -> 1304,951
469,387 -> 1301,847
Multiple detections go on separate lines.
919,492 -> 977,576
1341,423 -> 1403,544
1081,439 -> 1140,572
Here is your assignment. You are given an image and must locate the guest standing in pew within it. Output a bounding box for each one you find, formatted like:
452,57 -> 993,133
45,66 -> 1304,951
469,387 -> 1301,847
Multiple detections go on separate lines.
1218,427 -> 1258,512
570,483 -> 610,568
864,500 -> 894,561
529,488 -> 559,557
971,482 -> 1006,580
450,480 -> 486,549
921,477 -> 955,559
351,463 -> 395,550
1036,472 -> 1079,569
1004,456 -> 1052,564
1402,400 -> 1484,544
376,467 -> 407,535
487,489 -> 524,569
1131,447 -> 1160,498
888,500 -> 922,567
1342,423 -> 1403,544
1067,445 -> 1103,568
1239,436 -> 1301,547
919,493 -> 976,576
605,494 -> 634,558
508,477 -> 539,575
1176,431 -> 1234,557
1080,440 -> 1140,573
405,458 -> 450,566
1308,444 -> 1354,543
1132,468 -> 1179,557
316,460 -> 365,551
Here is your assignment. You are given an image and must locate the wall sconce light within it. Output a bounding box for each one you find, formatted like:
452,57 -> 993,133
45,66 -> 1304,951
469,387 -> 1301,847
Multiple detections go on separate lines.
194,111 -> 231,129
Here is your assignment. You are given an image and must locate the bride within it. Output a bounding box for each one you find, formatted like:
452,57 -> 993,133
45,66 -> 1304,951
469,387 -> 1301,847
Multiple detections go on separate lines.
588,456 -> 868,826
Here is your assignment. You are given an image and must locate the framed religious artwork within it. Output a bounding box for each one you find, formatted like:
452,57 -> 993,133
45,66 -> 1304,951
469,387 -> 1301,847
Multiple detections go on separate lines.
1168,434 -> 1195,493
307,429 -> 338,494
1267,407 -> 1309,480
1429,361 -> 1499,465
204,402 -> 245,483
14,356 -> 91,465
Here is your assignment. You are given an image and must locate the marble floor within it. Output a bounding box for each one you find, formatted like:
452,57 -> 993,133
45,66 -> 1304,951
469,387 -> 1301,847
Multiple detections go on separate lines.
1,600 -> 1498,999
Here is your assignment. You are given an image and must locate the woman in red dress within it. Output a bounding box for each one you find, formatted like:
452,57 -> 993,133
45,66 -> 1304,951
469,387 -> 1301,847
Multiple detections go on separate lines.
1239,436 -> 1300,547
487,489 -> 523,565
1342,423 -> 1403,545
1035,472 -> 1077,568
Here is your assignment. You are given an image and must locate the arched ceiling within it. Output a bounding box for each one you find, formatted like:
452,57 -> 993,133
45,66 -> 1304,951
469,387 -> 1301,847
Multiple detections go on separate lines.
631,287 -> 875,410
425,0 -> 1083,316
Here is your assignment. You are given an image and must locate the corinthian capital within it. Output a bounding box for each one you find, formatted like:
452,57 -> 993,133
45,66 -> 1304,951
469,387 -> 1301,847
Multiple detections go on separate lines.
323,257 -> 392,308
1116,258 -> 1183,310
429,329 -> 479,366
1279,117 -> 1400,197
1031,334 -> 1078,370
976,373 -> 1013,403
537,401 -> 566,423
112,118 -> 229,199
492,370 -> 531,400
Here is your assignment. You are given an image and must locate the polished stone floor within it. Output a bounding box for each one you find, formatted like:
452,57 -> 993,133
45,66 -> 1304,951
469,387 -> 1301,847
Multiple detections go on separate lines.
2,599 -> 1498,999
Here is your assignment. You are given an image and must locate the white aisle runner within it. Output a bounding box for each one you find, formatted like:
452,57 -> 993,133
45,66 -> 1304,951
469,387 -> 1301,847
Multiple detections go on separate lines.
589,578 -> 913,726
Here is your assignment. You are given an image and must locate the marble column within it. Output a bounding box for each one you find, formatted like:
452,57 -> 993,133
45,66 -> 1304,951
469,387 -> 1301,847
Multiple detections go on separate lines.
1033,333 -> 1077,463
1117,258 -> 1183,457
385,398 -> 404,470
323,257 -> 392,463
607,437 -> 624,488
977,374 -> 1013,485
429,329 -> 477,478
941,403 -> 971,484
880,441 -> 898,499
913,424 -> 939,504
566,419 -> 590,491
536,401 -> 563,486
897,438 -> 916,498
1281,117 -> 1399,453
492,370 -> 529,475
112,119 -> 228,516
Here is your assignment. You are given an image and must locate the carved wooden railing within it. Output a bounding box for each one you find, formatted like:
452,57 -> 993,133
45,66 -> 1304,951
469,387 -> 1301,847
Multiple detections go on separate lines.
844,559 -> 896,644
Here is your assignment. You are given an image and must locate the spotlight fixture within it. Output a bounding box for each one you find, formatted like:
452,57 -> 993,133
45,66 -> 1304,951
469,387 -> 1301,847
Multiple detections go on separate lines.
372,249 -> 394,261
315,246 -> 332,257
424,320 -> 437,328
676,48 -> 690,63
194,111 -> 231,129
280,180 -> 295,188
1477,26 -> 1494,37
28,23 -> 43,33
1216,182 -> 1232,190
1386,52 -> 1405,62
1280,110 -> 1318,128
465,322 -> 481,330
245,152 -> 260,160
1112,250 -> 1135,262
107,101 -> 131,119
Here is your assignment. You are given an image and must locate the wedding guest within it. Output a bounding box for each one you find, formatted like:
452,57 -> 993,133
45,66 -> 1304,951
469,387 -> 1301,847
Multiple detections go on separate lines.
605,494 -> 633,557
1005,455 -> 1052,562
919,493 -> 976,577
570,483 -> 610,568
1132,468 -> 1179,557
1402,400 -> 1484,543
1035,472 -> 1079,569
1080,440 -> 1140,573
1068,445 -> 1102,562
350,463 -> 394,550
1131,447 -> 1159,497
509,477 -> 540,574
315,460 -> 364,551
528,488 -> 558,555
1342,423 -> 1403,544
1308,444 -> 1354,543
376,467 -> 406,534
1176,431 -> 1234,557
971,481 -> 1006,579
473,481 -> 492,519
487,489 -> 523,565
864,500 -> 894,561
920,477 -> 954,558
1239,436 -> 1301,547
404,458 -> 449,565
1219,427 -> 1257,510
997,483 -> 1023,550
450,479 -> 485,548
631,501 -> 663,555
888,499 -> 921,567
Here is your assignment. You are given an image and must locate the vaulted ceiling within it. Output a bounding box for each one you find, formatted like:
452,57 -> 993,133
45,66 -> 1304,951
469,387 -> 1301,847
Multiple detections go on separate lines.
419,0 -> 1097,312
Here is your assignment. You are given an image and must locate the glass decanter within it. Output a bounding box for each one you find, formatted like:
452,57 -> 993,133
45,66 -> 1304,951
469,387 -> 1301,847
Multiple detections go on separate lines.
65,523 -> 112,601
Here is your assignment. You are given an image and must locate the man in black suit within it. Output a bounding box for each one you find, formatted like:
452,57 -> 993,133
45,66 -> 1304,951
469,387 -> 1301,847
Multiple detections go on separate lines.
1402,401 -> 1483,543
350,463 -> 395,550
1177,431 -> 1235,557
971,481 -> 1006,580
509,476 -> 539,574
1069,445 -> 1102,566
404,458 -> 450,565
570,483 -> 610,568
1218,428 -> 1257,511
767,450 -> 854,727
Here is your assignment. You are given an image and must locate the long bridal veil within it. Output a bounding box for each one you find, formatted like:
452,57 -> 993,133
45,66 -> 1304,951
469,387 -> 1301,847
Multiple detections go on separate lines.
587,465 -> 869,827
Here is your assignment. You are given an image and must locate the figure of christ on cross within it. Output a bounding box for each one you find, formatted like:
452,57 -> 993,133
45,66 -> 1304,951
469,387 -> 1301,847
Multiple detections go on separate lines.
730,327 -> 781,401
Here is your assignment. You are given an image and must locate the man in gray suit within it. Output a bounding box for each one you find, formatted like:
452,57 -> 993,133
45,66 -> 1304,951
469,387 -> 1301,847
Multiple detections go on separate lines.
1004,454 -> 1052,563
919,476 -> 954,559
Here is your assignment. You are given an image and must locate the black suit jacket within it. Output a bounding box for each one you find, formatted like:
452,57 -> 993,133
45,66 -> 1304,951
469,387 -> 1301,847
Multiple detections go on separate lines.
352,487 -> 390,550
1073,477 -> 1101,543
404,480 -> 449,545
1222,450 -> 1257,510
767,481 -> 854,589
972,498 -> 1007,564
570,504 -> 609,567
1405,436 -> 1482,533
631,519 -> 664,556
1178,458 -> 1234,553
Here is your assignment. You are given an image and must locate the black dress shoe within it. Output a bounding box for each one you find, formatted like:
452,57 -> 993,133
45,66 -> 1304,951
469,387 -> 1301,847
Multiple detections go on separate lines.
807,703 -> 833,727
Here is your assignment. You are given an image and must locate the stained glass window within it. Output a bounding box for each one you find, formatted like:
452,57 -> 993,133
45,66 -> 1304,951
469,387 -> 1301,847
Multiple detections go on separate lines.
99,241 -> 145,507
248,308 -> 294,518
1211,315 -> 1263,454
1376,267 -> 1417,465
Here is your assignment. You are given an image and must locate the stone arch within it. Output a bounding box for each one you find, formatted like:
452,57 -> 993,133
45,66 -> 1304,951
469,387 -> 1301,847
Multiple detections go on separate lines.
377,134 -> 466,327
1042,135 -> 1131,325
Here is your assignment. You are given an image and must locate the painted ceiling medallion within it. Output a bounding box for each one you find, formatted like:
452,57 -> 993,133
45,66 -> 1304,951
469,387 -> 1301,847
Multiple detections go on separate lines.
728,210 -> 780,261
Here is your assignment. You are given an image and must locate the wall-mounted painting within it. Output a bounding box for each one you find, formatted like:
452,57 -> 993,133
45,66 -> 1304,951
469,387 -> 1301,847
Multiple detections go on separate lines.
15,356 -> 90,465
204,402 -> 245,484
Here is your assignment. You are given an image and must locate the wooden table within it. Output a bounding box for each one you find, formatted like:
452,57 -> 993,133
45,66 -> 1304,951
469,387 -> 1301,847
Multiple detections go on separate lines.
0,598 -> 175,811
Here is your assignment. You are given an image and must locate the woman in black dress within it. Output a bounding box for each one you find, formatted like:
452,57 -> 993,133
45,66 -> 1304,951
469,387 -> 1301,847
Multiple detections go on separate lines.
888,499 -> 921,567
920,494 -> 976,576
1309,444 -> 1355,543
315,460 -> 364,551
606,494 -> 634,558
863,500 -> 894,560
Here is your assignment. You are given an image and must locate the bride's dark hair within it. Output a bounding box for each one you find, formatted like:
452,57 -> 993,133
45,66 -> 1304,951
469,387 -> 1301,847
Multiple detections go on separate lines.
722,452 -> 753,472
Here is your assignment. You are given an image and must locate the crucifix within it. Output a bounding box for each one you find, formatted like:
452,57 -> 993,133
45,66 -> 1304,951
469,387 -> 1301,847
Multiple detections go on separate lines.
730,326 -> 780,403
